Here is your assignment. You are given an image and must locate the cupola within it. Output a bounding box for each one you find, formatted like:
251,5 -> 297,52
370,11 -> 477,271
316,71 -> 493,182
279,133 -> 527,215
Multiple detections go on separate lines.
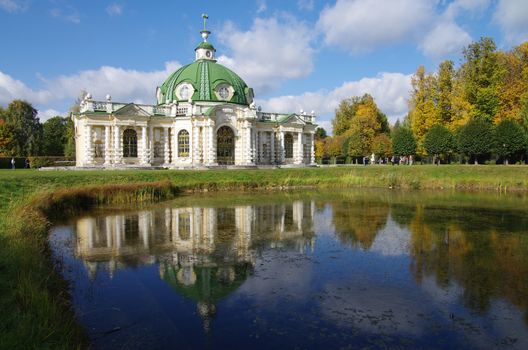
195,13 -> 216,61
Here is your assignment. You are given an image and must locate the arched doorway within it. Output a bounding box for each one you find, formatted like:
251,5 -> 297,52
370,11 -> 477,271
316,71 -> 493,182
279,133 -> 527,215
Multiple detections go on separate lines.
217,126 -> 235,165
123,129 -> 137,158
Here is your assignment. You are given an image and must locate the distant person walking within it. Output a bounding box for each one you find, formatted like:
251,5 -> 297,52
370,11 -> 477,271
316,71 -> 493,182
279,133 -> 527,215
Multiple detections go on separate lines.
11,158 -> 15,169
25,158 -> 30,169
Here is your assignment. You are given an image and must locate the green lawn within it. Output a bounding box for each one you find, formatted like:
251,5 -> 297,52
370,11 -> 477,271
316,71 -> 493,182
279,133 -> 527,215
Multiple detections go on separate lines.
0,165 -> 527,348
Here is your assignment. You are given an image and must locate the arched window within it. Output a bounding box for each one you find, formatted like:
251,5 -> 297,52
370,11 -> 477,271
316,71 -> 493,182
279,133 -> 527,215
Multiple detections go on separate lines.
217,126 -> 235,165
178,130 -> 189,157
123,129 -> 137,157
284,133 -> 293,159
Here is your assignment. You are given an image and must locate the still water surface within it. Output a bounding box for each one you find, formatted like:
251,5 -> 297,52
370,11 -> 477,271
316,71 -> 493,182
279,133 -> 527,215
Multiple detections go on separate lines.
50,190 -> 528,349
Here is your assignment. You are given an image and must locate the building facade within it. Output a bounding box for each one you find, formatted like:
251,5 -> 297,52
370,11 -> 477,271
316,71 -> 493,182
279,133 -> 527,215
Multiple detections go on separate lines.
73,19 -> 317,168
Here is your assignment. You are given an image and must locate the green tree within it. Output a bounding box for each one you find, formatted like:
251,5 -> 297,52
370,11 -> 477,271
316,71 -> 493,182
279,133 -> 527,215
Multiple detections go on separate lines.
460,37 -> 500,122
315,127 -> 327,140
423,124 -> 455,163
3,100 -> 43,156
457,118 -> 493,164
494,119 -> 526,164
63,117 -> 76,157
392,127 -> 416,156
43,116 -> 68,156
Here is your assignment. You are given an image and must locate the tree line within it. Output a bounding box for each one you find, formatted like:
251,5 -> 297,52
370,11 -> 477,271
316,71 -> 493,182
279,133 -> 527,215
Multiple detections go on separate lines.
0,100 -> 75,158
316,38 -> 528,165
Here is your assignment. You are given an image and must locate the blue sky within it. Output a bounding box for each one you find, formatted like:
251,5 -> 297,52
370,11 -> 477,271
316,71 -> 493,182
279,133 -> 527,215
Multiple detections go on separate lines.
1,0 -> 527,132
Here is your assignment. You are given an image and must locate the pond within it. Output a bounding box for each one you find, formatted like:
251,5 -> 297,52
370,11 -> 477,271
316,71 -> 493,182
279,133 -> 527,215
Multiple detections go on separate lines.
49,190 -> 528,349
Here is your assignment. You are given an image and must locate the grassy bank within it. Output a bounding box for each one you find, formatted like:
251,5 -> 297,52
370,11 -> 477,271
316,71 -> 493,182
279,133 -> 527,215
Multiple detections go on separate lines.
0,165 -> 527,348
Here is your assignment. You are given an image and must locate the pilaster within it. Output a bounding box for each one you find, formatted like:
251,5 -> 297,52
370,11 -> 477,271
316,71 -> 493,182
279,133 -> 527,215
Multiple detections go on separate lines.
85,124 -> 94,165
163,127 -> 170,165
310,133 -> 316,165
114,125 -> 122,164
104,125 -> 111,165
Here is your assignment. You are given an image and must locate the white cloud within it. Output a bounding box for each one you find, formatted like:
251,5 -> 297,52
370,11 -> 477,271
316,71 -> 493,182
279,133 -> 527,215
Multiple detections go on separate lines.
0,0 -> 27,13
298,0 -> 314,11
0,61 -> 181,109
106,3 -> 123,16
0,71 -> 52,105
217,15 -> 315,94
37,109 -> 64,122
493,0 -> 528,44
419,20 -> 472,59
317,0 -> 435,54
444,0 -> 491,19
258,72 -> 412,132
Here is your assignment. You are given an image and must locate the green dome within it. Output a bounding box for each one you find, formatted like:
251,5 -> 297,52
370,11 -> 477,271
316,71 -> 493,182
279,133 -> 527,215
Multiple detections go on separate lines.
196,41 -> 215,51
157,60 -> 254,106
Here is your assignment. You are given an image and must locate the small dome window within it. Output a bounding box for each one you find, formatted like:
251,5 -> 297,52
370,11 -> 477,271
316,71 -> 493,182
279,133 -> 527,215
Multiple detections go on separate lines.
215,84 -> 233,101
177,83 -> 193,101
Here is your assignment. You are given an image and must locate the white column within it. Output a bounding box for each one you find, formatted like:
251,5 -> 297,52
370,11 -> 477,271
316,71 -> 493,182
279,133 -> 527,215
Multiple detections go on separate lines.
206,124 -> 214,165
256,131 -> 260,164
149,126 -> 154,164
104,125 -> 111,165
280,131 -> 285,164
163,127 -> 170,165
310,133 -> 316,165
85,124 -> 94,165
270,131 -> 275,165
141,126 -> 148,165
296,132 -> 303,164
171,123 -> 178,164
193,126 -> 200,164
114,125 -> 121,164
249,123 -> 254,165
190,125 -> 195,165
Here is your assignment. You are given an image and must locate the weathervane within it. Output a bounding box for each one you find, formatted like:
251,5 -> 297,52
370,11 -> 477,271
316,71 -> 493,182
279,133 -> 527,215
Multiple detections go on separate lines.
201,13 -> 210,42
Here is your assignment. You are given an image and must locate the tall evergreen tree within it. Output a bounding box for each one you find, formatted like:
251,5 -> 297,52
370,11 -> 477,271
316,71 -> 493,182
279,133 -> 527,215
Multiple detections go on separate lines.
43,116 -> 68,156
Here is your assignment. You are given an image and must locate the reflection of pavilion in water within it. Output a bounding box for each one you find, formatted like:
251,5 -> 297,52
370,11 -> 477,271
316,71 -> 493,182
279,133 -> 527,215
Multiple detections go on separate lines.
76,201 -> 315,329
75,201 -> 315,327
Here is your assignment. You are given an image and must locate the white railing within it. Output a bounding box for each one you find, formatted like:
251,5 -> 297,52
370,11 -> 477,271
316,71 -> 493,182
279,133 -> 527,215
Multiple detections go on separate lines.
153,106 -> 170,115
176,107 -> 188,116
93,102 -> 106,111
258,113 -> 275,121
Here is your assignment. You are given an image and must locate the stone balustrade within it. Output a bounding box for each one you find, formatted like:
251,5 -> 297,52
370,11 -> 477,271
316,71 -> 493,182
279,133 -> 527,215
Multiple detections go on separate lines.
80,100 -> 191,117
